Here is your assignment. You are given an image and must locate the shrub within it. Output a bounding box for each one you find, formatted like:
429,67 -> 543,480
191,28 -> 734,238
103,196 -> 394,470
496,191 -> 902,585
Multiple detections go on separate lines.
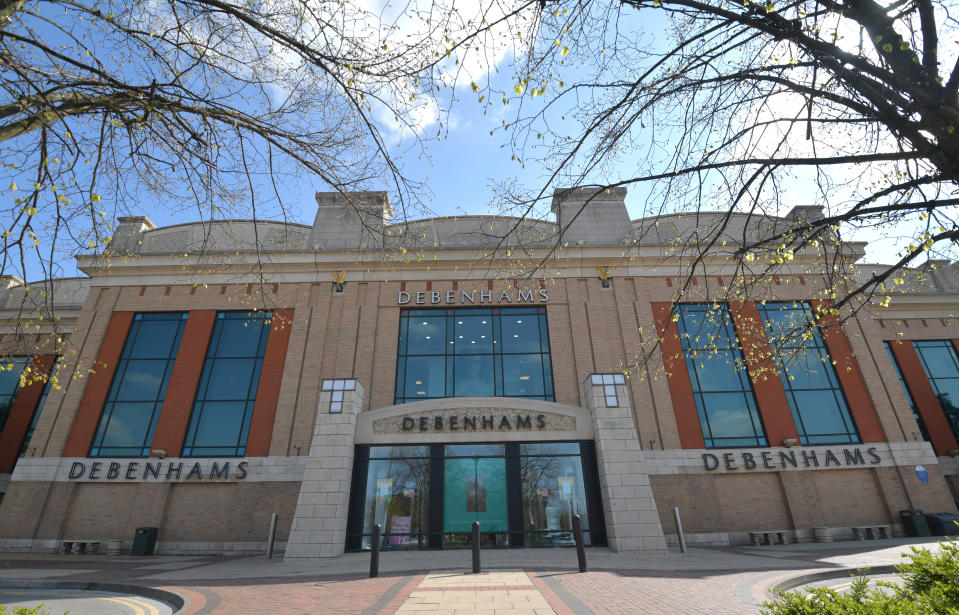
0,606 -> 52,615
762,539 -> 959,615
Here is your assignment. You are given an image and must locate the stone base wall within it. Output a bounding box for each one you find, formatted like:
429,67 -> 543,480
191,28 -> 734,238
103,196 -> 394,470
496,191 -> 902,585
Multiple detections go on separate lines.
0,477 -> 300,553
0,537 -> 287,556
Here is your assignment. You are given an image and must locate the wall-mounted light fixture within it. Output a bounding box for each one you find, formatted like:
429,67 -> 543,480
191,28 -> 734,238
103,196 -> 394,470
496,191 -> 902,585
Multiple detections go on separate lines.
332,270 -> 347,292
597,266 -> 612,288
781,438 -> 799,448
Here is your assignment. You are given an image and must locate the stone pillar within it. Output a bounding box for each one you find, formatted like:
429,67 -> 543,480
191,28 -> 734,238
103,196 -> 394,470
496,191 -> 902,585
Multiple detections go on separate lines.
584,374 -> 667,553
284,378 -> 363,559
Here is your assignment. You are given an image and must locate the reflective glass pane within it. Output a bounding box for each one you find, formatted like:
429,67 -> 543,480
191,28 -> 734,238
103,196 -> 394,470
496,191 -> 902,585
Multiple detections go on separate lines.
917,342 -> 959,379
445,444 -> 505,457
214,315 -> 269,357
453,355 -> 494,396
129,319 -> 185,358
678,306 -> 732,348
520,442 -> 580,456
361,458 -> 431,550
113,360 -> 169,401
202,359 -> 257,400
502,354 -> 545,396
182,311 -> 270,456
406,316 -> 447,355
99,402 -> 156,447
444,456 -> 508,532
521,454 -> 590,547
395,308 -> 553,404
367,446 -> 430,459
454,315 -> 493,354
934,379 -> 959,415
688,350 -> 743,392
90,313 -> 187,457
758,302 -> 858,445
698,392 -> 761,441
190,401 -> 248,448
403,356 -> 446,399
789,390 -> 849,435
501,315 -> 541,353
0,357 -> 28,434
779,351 -> 835,389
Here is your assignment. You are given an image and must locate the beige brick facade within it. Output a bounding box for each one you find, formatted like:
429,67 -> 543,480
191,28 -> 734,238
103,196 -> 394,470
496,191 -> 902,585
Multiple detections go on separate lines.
1,189 -> 958,557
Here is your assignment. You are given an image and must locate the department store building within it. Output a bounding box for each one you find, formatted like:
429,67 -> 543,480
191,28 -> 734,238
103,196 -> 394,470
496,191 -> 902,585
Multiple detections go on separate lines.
0,188 -> 957,558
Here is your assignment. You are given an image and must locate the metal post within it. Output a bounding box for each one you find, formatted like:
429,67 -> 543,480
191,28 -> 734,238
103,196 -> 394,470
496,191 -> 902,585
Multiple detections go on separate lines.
471,521 -> 481,574
370,524 -> 381,578
266,512 -> 279,559
572,514 -> 588,573
673,507 -> 687,554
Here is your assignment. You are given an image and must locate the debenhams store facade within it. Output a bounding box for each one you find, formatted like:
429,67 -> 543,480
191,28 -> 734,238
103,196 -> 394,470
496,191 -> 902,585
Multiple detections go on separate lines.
1,189 -> 958,558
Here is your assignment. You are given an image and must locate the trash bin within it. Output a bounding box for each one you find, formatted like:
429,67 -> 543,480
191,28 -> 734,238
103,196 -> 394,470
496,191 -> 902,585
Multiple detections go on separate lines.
131,527 -> 158,556
925,512 -> 959,536
900,509 -> 931,537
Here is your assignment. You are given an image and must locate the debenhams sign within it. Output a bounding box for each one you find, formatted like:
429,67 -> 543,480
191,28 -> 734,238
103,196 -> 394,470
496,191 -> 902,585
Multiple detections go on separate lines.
398,289 -> 549,305
703,446 -> 882,472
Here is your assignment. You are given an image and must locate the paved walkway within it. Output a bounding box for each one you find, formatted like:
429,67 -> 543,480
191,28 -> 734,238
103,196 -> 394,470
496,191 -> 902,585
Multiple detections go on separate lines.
0,538 -> 945,614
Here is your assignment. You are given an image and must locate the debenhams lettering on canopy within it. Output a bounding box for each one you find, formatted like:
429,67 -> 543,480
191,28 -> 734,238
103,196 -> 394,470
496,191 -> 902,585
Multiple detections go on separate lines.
398,289 -> 549,305
402,413 -> 548,432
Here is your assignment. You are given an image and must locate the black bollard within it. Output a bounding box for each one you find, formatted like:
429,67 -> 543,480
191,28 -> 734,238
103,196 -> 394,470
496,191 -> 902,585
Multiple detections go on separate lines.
572,514 -> 588,573
472,521 -> 481,574
370,523 -> 381,578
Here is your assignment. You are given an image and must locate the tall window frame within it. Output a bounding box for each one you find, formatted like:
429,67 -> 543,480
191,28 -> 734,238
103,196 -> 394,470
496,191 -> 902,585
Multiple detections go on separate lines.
757,301 -> 860,445
675,303 -> 768,448
912,339 -> 959,443
181,311 -> 272,457
18,357 -> 59,460
395,307 -> 554,404
0,356 -> 31,437
884,341 -> 930,442
89,312 -> 188,457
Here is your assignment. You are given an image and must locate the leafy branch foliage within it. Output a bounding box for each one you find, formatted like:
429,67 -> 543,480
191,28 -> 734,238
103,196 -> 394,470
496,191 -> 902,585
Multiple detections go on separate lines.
762,538 -> 959,614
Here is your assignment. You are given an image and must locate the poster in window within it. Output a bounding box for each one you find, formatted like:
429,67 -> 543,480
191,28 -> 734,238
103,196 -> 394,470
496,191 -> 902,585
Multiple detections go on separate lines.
389,515 -> 411,545
558,477 -> 574,499
466,476 -> 486,512
376,478 -> 392,500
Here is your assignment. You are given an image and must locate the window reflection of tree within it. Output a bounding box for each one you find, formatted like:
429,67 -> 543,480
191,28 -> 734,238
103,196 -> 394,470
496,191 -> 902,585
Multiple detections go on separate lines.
0,398 -> 14,434
520,455 -> 561,542
938,393 -> 959,439
366,457 -> 430,549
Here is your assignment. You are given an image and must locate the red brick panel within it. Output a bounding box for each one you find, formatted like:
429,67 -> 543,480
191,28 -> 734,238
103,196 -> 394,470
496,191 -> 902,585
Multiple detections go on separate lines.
150,310 -> 217,457
246,308 -> 295,457
63,311 -> 136,457
0,354 -> 56,472
889,341 -> 959,455
810,301 -> 886,443
729,302 -> 799,446
652,303 -> 705,449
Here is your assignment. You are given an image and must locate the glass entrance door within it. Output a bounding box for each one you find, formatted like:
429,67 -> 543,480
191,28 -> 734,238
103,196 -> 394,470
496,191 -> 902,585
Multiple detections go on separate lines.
347,441 -> 606,550
443,444 -> 509,547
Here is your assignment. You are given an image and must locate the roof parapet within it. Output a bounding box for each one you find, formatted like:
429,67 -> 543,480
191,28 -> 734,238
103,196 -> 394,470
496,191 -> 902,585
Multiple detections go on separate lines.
107,216 -> 156,255
310,191 -> 390,250
785,205 -> 825,222
551,186 -> 630,246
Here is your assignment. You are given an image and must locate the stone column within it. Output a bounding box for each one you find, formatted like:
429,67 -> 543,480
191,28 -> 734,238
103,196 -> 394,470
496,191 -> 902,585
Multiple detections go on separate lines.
585,374 -> 667,553
284,379 -> 363,559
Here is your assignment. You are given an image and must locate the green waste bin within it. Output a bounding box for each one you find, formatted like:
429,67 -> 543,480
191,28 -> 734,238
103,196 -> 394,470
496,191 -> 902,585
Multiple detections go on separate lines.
900,509 -> 931,537
131,526 -> 158,556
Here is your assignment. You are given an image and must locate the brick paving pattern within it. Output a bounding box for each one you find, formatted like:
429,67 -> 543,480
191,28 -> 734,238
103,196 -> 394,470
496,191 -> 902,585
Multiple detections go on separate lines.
0,539 -> 944,614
